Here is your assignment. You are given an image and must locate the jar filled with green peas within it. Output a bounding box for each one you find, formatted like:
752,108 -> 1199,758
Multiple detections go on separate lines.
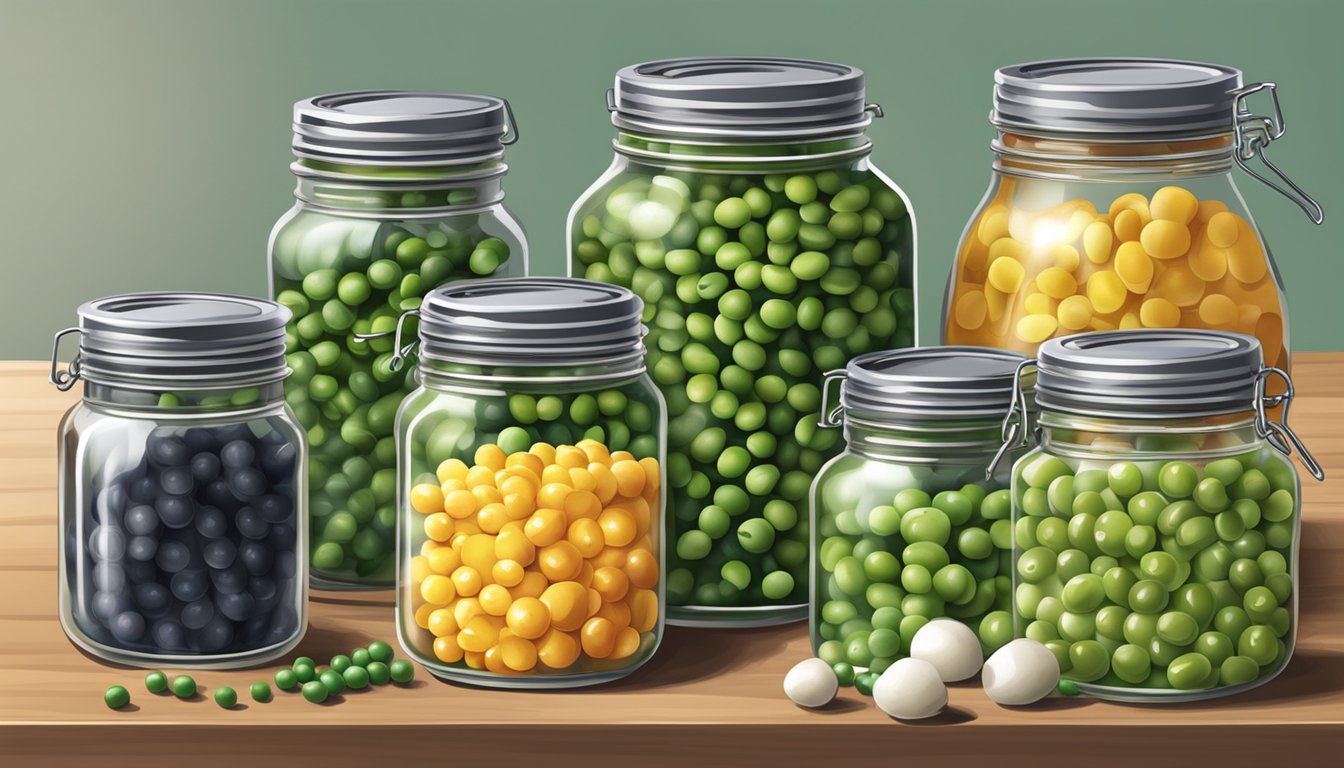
269,91 -> 528,589
811,347 -> 1029,674
567,57 -> 916,626
998,330 -> 1323,701
394,278 -> 665,687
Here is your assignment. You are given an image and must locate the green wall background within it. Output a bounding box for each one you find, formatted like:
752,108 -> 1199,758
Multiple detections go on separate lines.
2,0 -> 1340,359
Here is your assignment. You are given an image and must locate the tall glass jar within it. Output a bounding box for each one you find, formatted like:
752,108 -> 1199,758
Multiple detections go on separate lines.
1000,330 -> 1323,701
943,58 -> 1323,371
811,347 -> 1028,675
269,91 -> 528,589
51,293 -> 307,668
394,278 -> 665,688
568,57 -> 916,626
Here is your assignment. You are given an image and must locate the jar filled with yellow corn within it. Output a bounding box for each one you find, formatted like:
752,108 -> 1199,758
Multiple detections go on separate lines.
392,277 -> 665,687
943,58 -> 1323,373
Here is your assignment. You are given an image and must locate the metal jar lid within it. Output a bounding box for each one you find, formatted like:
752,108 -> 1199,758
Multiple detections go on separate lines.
293,90 -> 518,166
610,57 -> 876,138
414,278 -> 646,374
823,346 -> 1027,427
1034,330 -> 1263,418
51,292 -> 291,391
992,58 -> 1243,136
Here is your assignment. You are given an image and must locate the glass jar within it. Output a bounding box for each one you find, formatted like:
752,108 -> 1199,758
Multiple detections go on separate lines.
568,57 -> 916,626
999,329 -> 1323,701
51,293 -> 307,668
943,58 -> 1323,371
810,347 -> 1028,674
394,278 -> 665,688
270,91 -> 528,589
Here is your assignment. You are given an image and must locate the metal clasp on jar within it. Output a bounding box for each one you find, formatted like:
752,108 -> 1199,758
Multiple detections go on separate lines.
1255,367 -> 1325,480
986,358 -> 1037,480
352,309 -> 421,372
49,327 -> 82,391
817,369 -> 848,429
1233,82 -> 1325,224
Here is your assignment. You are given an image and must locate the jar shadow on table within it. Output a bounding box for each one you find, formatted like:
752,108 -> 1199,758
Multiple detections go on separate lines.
888,705 -> 977,726
310,589 -> 395,608
597,626 -> 799,691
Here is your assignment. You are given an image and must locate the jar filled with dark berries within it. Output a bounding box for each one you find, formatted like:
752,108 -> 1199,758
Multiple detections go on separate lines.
51,292 -> 307,667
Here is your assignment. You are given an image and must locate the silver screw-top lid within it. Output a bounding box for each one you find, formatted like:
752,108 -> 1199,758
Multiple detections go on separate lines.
611,57 -> 872,138
71,292 -> 291,390
1035,330 -> 1263,418
841,346 -> 1027,423
992,58 -> 1243,136
417,278 -> 646,372
293,91 -> 515,166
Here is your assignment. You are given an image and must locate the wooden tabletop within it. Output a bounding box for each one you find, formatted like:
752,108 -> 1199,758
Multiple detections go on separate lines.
2,357 -> 1342,767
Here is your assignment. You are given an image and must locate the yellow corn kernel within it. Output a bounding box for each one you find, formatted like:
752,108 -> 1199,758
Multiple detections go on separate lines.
501,492 -> 534,522
1197,199 -> 1229,221
428,545 -> 462,576
476,502 -> 509,534
420,539 -> 438,557
1189,240 -> 1229,282
627,588 -> 659,633
1150,186 -> 1199,224
988,237 -> 1027,264
1113,209 -> 1143,243
626,548 -> 659,590
461,534 -> 498,576
566,467 -> 596,493
494,522 -> 535,566
987,255 -> 1025,293
954,291 -> 988,330
596,598 -> 632,629
463,650 -> 485,670
428,607 -> 459,637
554,446 -> 588,469
610,450 -> 636,464
1023,293 -> 1054,316
439,478 -> 468,495
977,207 -> 1010,246
540,581 -> 590,632
442,489 -> 477,520
536,628 -> 581,670
474,444 -> 507,472
1064,208 -> 1096,243
414,602 -> 435,629
410,483 -> 445,515
578,559 -> 597,589
1227,228 -> 1267,283
1056,295 -> 1093,331
588,462 -> 619,503
587,588 -> 603,619
610,627 -> 643,660
450,532 -> 471,551
457,614 -> 500,653
1140,297 -> 1181,328
469,485 -> 502,509
478,584 -> 512,617
511,570 -> 550,601
563,490 -> 602,521
1150,263 -> 1205,307
451,565 -> 483,597
524,507 -> 567,547
506,596 -> 551,640
498,635 -> 539,672
505,451 -> 545,477
529,442 -> 557,465
1053,243 -> 1081,272
1114,242 -> 1154,293
592,566 -> 631,603
576,439 -> 611,465
1139,219 -> 1192,260
1035,267 -> 1077,300
536,482 -> 571,510
1118,312 -> 1142,330
581,617 -> 617,659
639,457 -> 661,492
491,558 -> 525,588
423,513 -> 454,543
610,459 -> 646,498
1198,294 -> 1238,326
1109,192 -> 1152,225
1087,271 -> 1128,315
1207,211 -> 1240,248
599,507 -> 638,547
433,634 -> 465,664
1015,314 -> 1059,344
540,464 -> 572,487
590,545 -> 628,571
436,458 -> 470,484
567,517 -> 605,559
464,465 -> 496,489
1083,221 -> 1113,264
410,554 -> 432,584
538,541 -> 584,582
420,573 -> 457,606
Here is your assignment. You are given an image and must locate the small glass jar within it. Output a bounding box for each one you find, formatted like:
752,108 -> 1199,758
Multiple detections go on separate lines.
394,278 -> 665,688
269,91 -> 529,589
810,347 -> 1029,674
51,293 -> 307,668
568,57 -> 917,626
943,58 -> 1323,369
999,329 -> 1323,701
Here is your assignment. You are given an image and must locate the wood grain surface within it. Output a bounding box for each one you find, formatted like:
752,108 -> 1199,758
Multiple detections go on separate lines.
2,358 -> 1341,767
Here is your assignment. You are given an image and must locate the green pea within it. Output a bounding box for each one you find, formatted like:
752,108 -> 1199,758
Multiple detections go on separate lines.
1166,652 -> 1213,690
762,570 -> 795,600
144,671 -> 169,693
213,686 -> 238,708
1068,640 -> 1110,682
389,659 -> 415,683
1220,655 -> 1261,686
737,518 -> 776,554
275,668 -> 298,691
1263,489 -> 1295,522
104,685 -> 131,709
1129,579 -> 1169,614
1196,631 -> 1235,668
1231,469 -> 1271,501
300,680 -> 328,704
900,507 -> 951,546
1107,462 -> 1143,498
1061,573 -> 1105,613
171,675 -> 196,698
